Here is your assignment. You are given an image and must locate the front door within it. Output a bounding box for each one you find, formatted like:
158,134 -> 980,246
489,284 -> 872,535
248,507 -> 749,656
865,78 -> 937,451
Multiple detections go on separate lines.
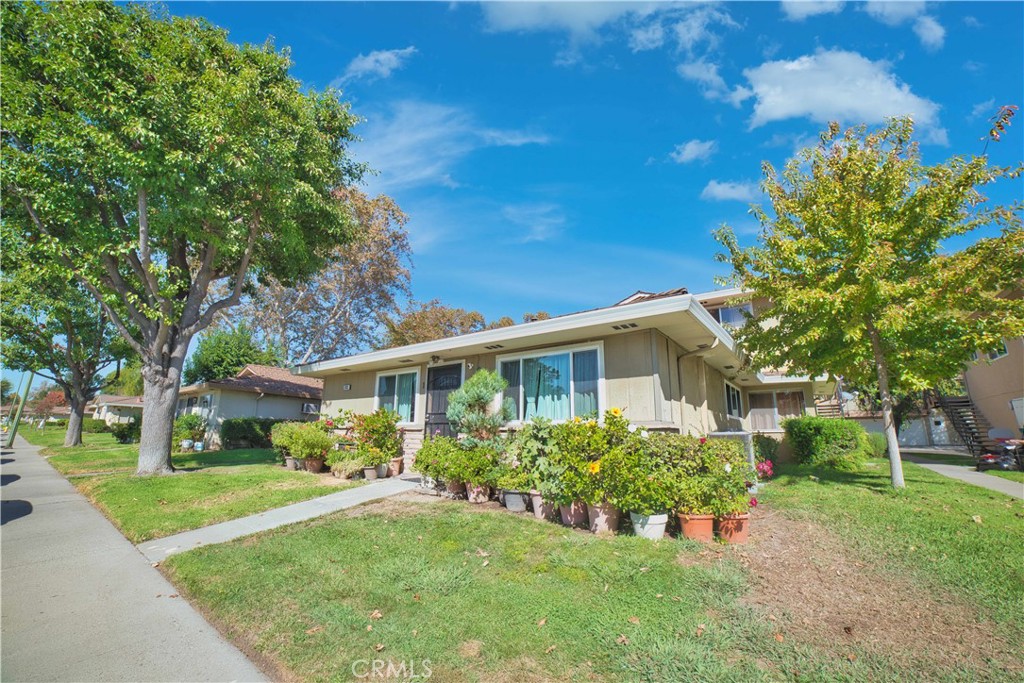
425,364 -> 463,438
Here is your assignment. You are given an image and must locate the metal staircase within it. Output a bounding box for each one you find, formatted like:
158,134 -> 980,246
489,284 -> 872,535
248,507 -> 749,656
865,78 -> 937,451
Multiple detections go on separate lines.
929,390 -> 998,457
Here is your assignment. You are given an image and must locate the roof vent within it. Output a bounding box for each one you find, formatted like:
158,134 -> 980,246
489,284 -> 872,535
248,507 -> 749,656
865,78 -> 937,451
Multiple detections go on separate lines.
724,365 -> 735,370
398,359 -> 414,364
611,322 -> 639,331
484,344 -> 504,350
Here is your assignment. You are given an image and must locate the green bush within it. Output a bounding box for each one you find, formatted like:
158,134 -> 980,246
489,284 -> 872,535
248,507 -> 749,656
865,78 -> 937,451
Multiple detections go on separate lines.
782,416 -> 870,471
221,417 -> 283,448
446,445 -> 498,487
753,433 -> 780,462
504,418 -> 559,494
351,409 -> 403,460
326,446 -> 362,478
414,436 -> 463,481
110,421 -> 141,444
866,431 -> 889,458
446,369 -> 513,445
614,439 -> 675,515
83,418 -> 109,433
270,421 -> 301,460
289,424 -> 336,461
172,414 -> 207,446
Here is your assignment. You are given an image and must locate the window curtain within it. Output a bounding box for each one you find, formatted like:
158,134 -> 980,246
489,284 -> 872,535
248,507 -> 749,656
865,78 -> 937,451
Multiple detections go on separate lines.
572,350 -> 599,418
775,391 -> 804,422
396,372 -> 416,422
748,393 -> 776,431
523,353 -> 570,421
500,361 -> 522,420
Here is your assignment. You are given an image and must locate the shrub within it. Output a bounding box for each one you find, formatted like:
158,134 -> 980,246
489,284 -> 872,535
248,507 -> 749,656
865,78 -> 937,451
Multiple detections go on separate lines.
82,418 -> 109,433
172,414 -> 207,446
446,445 -> 498,486
110,421 -> 141,444
615,439 -> 675,515
414,436 -> 463,481
867,432 -> 889,458
446,369 -> 513,445
782,416 -> 870,471
504,418 -> 559,494
351,409 -> 403,460
221,417 -> 284,448
549,417 -> 608,504
289,424 -> 336,461
753,433 -> 780,462
326,446 -> 362,478
270,421 -> 300,459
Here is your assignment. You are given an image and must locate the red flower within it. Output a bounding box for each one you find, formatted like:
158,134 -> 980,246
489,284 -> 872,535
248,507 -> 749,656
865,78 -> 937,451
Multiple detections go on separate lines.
699,437 -> 707,445
749,497 -> 758,508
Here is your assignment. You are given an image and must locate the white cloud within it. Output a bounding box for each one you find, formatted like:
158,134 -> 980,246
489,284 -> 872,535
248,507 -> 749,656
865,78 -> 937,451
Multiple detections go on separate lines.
677,59 -> 752,107
333,46 -> 417,86
913,15 -> 945,51
701,180 -> 760,202
355,100 -> 549,192
780,1 -> 845,21
670,5 -> 739,55
863,0 -> 926,26
629,22 -> 665,52
963,16 -> 982,28
670,139 -> 718,164
740,49 -> 947,144
480,2 -> 648,38
970,99 -> 996,120
501,203 -> 566,242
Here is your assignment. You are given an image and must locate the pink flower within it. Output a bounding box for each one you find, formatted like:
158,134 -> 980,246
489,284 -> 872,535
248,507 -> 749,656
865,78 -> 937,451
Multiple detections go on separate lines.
699,437 -> 707,445
749,497 -> 758,508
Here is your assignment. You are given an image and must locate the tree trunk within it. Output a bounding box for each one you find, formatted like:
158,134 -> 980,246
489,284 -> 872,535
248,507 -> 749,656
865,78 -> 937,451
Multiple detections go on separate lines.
64,398 -> 85,447
866,320 -> 906,488
137,361 -> 184,476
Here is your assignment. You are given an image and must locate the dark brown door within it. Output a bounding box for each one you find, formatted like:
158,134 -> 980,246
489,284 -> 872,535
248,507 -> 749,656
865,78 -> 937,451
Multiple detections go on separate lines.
425,364 -> 462,438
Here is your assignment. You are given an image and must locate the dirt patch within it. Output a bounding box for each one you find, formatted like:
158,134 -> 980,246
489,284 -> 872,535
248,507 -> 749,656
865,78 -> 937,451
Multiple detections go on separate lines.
739,504 -> 1018,672
458,639 -> 484,659
342,491 -> 445,519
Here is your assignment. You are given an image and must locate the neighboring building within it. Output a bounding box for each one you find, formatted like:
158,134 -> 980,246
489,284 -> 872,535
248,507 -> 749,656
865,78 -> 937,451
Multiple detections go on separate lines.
964,337 -> 1024,437
176,364 -> 323,448
294,288 -> 834,461
89,395 -> 144,425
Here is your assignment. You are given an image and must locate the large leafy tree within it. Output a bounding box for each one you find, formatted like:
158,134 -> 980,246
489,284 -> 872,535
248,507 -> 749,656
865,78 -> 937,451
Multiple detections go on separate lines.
716,117 -> 1023,488
1,3 -> 361,473
1,253 -> 132,446
213,188 -> 412,365
380,300 -> 521,348
183,326 -> 282,385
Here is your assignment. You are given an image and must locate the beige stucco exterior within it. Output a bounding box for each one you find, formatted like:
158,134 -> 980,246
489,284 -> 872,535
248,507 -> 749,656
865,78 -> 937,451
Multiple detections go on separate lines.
178,388 -> 318,448
964,337 -> 1024,435
92,403 -> 142,426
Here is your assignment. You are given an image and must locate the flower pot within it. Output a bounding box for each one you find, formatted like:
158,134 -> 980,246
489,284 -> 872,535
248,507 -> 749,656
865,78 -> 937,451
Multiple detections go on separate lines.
630,512 -> 669,540
465,483 -> 491,504
375,463 -> 389,478
497,489 -> 506,505
587,501 -> 621,535
504,490 -> 529,513
193,442 -> 204,452
284,456 -> 299,471
715,514 -> 750,544
559,500 -> 588,528
362,466 -> 379,480
304,457 -> 325,473
530,491 -> 558,521
678,514 -> 715,542
388,456 -> 403,477
180,439 -> 194,451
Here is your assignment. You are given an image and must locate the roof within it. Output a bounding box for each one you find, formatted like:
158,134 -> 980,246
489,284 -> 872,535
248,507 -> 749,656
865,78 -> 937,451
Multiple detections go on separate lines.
179,364 -> 322,400
615,287 -> 689,306
90,395 -> 145,408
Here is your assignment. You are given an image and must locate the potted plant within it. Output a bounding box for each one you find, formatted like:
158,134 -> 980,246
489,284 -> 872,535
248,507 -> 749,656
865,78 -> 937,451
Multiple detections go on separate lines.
550,417 -> 605,528
173,414 -> 207,452
494,462 -> 531,513
351,409 -> 403,478
582,409 -> 636,535
617,442 -> 673,540
290,425 -> 336,473
707,440 -> 756,544
414,435 -> 462,493
672,474 -> 715,542
449,445 -> 496,504
359,444 -> 391,480
506,418 -> 560,520
271,421 -> 300,470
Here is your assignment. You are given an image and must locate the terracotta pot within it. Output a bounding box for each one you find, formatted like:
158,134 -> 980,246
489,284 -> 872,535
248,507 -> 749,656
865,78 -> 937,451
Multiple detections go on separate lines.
387,456 -> 403,477
362,466 -> 379,481
715,514 -> 750,544
630,512 -> 669,540
587,501 -> 621,535
530,491 -> 558,521
504,490 -> 529,513
465,483 -> 491,504
304,457 -> 325,473
559,500 -> 588,528
678,514 -> 715,542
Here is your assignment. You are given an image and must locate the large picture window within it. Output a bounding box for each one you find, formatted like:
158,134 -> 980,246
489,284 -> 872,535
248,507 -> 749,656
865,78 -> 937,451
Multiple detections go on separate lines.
749,390 -> 804,430
377,370 -> 417,423
498,345 -> 602,422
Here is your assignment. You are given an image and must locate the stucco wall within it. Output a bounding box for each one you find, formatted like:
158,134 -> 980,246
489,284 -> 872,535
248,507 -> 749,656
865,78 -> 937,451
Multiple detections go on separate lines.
206,390 -> 314,448
964,337 -> 1024,434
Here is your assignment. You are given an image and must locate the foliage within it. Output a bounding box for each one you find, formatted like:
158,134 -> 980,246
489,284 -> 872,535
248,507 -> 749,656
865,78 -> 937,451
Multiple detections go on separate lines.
211,188 -> 412,365
414,436 -> 463,482
783,416 -> 870,471
549,417 -> 608,504
1,1 -> 362,472
382,300 -> 507,348
83,419 -> 110,433
183,326 -> 282,385
446,369 -> 514,445
715,117 -> 1023,488
220,418 -> 283,449
104,357 -> 144,396
288,424 -> 336,461
0,378 -> 11,404
867,432 -> 889,458
445,446 -> 498,487
753,433 -> 779,462
172,414 -> 207,445
505,418 -> 560,493
351,409 -> 403,462
614,440 -> 675,515
326,446 -> 362,478
270,421 -> 301,459
111,421 -> 142,444
30,390 -> 66,419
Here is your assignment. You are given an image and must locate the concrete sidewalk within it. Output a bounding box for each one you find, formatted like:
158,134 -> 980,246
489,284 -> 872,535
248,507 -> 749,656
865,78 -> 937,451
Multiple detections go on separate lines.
1,436 -> 268,683
138,474 -> 420,563
910,460 -> 1023,499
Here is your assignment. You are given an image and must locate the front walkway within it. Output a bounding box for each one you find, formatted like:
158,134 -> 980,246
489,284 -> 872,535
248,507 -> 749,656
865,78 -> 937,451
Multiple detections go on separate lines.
1,436 -> 268,682
904,454 -> 1023,500
138,474 -> 421,562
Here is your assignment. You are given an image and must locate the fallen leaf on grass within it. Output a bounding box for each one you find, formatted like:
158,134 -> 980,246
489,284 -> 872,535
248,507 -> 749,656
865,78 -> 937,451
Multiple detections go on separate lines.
545,645 -> 557,654
846,654 -> 857,663
374,644 -> 385,652
482,560 -> 490,567
151,562 -> 160,568
695,624 -> 706,637
413,594 -> 421,601
628,616 -> 640,625
537,618 -> 547,628
366,625 -> 373,632
412,630 -> 418,637
417,535 -> 423,541
638,566 -> 651,573
972,515 -> 983,525
305,626 -> 324,635
369,609 -> 383,620
843,626 -> 853,635
603,584 -> 609,594
671,596 -> 682,602
655,594 -> 663,599
774,633 -> 784,643
616,635 -> 630,645
475,548 -> 490,557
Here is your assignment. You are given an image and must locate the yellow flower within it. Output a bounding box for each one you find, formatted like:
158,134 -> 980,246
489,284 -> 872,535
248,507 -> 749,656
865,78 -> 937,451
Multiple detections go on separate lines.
573,416 -> 582,423
588,460 -> 601,474
609,407 -> 623,417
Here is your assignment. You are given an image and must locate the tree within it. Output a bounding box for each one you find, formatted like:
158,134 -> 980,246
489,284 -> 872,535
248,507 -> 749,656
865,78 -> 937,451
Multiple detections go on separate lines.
715,117 -> 1023,488
1,251 -> 131,446
381,300 -> 490,348
183,326 -> 282,385
212,188 -> 412,365
105,358 -> 144,396
30,390 -> 66,422
0,379 -> 11,405
2,3 -> 361,473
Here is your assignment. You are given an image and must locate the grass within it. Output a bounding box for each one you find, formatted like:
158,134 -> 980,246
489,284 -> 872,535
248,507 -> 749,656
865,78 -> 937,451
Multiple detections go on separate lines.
20,425 -> 357,543
987,470 -> 1024,484
763,459 -> 1024,633
901,450 -> 976,467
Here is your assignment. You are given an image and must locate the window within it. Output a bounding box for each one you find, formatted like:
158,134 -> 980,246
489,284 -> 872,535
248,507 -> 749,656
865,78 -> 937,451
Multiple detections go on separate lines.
498,344 -> 602,422
725,382 -> 742,419
712,303 -> 752,328
749,390 -> 804,430
376,370 -> 417,423
985,340 -> 1009,361
301,402 -> 320,415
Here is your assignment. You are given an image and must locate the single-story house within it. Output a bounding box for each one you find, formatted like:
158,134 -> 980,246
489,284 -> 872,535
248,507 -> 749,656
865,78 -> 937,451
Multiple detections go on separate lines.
177,364 -> 323,448
89,395 -> 144,425
294,288 -> 834,462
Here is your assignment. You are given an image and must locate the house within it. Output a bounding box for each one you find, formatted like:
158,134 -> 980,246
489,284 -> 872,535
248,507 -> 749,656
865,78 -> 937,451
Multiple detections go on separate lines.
89,395 -> 144,425
176,364 -> 323,448
963,336 -> 1024,437
294,288 -> 834,462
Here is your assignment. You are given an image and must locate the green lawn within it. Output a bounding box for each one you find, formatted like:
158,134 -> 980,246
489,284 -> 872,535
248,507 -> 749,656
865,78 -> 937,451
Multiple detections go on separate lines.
21,425 -> 357,543
987,469 -> 1024,484
902,450 -> 977,467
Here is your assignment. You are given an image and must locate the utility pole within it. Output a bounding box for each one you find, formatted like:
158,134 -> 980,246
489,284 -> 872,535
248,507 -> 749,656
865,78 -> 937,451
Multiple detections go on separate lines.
4,372 -> 34,449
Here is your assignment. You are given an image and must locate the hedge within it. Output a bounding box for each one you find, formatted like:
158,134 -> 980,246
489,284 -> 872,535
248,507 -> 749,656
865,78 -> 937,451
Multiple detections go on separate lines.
111,421 -> 141,444
782,416 -> 870,471
220,417 -> 285,449
83,418 -> 109,433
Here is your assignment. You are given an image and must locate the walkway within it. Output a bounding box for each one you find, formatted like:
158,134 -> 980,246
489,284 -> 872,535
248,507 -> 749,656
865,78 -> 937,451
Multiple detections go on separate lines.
1,436 -> 268,683
138,474 -> 420,563
904,455 -> 1024,500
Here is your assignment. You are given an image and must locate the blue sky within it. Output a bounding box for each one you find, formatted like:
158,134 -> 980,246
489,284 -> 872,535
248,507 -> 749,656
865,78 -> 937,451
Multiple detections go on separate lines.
4,1 -> 1023,392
